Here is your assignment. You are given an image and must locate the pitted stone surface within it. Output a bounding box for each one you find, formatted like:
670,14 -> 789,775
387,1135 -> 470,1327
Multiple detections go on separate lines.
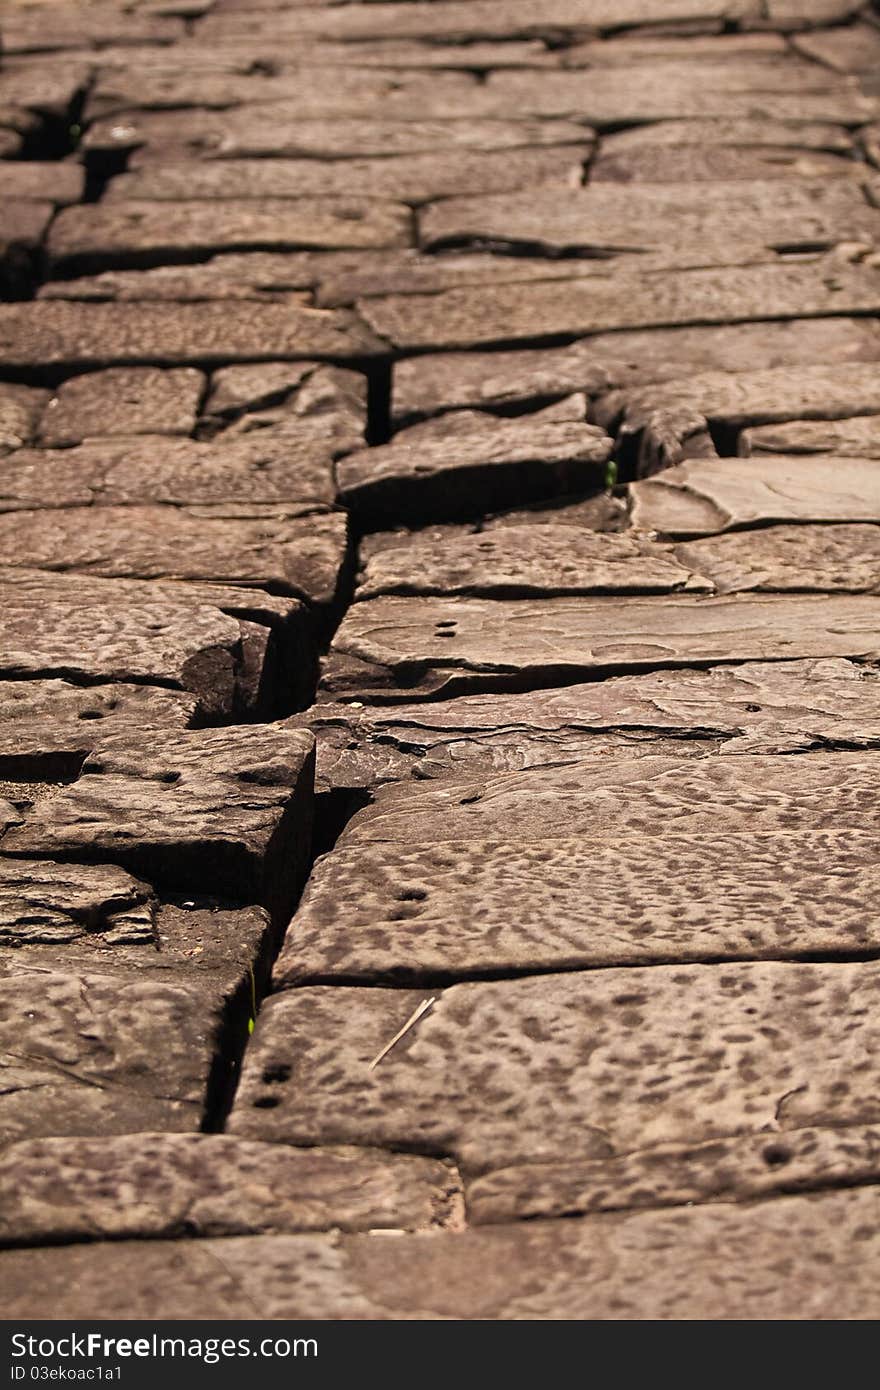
675,524 -> 880,593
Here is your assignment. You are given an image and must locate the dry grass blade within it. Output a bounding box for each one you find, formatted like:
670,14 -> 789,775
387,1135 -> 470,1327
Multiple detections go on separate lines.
368,997 -> 436,1071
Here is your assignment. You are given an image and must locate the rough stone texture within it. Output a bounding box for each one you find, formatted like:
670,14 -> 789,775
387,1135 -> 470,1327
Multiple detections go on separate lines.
1,725 -> 315,914
323,592 -> 880,699
337,411 -> 612,524
38,367 -> 204,445
1,7 -> 184,53
230,961 -> 880,1171
357,525 -> 706,599
0,201 -> 53,289
794,23 -> 880,71
48,199 -> 413,273
0,161 -> 85,205
585,115 -> 856,152
295,658 -> 880,790
675,524 -> 880,593
742,415 -> 880,455
4,1187 -> 880,1318
590,144 -> 865,182
0,382 -> 49,456
629,456 -> 880,536
360,261 -> 880,351
0,859 -> 155,948
0,301 -> 386,370
0,1134 -> 461,1243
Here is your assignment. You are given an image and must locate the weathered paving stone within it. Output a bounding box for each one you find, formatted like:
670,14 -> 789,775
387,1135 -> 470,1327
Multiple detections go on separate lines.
468,1125 -> 880,1224
106,147 -> 590,206
0,383 -> 49,456
230,961 -> 880,1172
296,658 -> 880,791
203,361 -> 364,446
0,1135 -> 460,1244
420,179 -> 880,257
48,199 -> 413,274
359,260 -> 880,351
591,116 -> 856,154
1,7 -> 184,53
0,201 -> 53,291
0,859 -> 155,948
559,32 -> 789,64
0,301 -> 386,370
38,367 -> 204,445
0,506 -> 350,609
590,145 -> 864,183
742,416 -> 880,456
675,525 -> 880,594
0,681 -> 196,778
322,593 -> 880,700
392,317 -> 880,422
793,22 -> 880,72
0,568 -> 311,719
629,456 -> 880,536
3,1187 -> 880,1318
275,827 -> 880,984
339,751 -> 880,844
0,162 -> 85,206
357,525 -> 707,599
2,724 -> 315,913
337,410 -> 612,525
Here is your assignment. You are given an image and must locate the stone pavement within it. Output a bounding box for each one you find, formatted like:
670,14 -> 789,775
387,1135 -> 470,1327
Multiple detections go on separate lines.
1,0 -> 880,1322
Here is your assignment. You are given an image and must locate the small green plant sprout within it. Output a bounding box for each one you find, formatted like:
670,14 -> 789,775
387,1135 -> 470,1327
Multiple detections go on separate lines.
605,458 -> 619,490
247,965 -> 257,1036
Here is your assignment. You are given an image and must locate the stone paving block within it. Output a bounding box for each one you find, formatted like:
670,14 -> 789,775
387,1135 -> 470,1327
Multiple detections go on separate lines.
0,1134 -> 460,1243
295,658 -> 880,790
392,317 -> 880,421
337,411 -> 612,525
0,382 -> 49,456
0,505 -> 349,609
275,827 -> 880,984
0,201 -> 53,290
3,1186 -> 880,1318
629,455 -> 880,536
0,858 -> 155,948
357,525 -> 706,599
323,592 -> 880,700
742,416 -> 880,455
1,8 -> 184,53
420,179 -> 880,257
675,524 -> 880,594
107,146 -> 589,206
339,750 -> 880,844
359,260 -> 880,351
2,724 -> 315,913
0,161 -> 85,205
792,22 -> 880,72
751,0 -> 866,29
591,116 -> 856,153
38,366 -> 204,445
0,301 -> 386,370
590,144 -> 864,182
230,961 -> 880,1172
203,362 -> 365,449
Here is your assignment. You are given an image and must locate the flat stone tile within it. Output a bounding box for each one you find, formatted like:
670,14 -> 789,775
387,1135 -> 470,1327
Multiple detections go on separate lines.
0,301 -> 385,370
792,23 -> 880,72
296,657 -> 880,790
392,317 -> 880,421
0,161 -> 85,205
359,261 -> 880,351
742,415 -> 880,455
2,8 -> 183,53
630,455 -> 880,536
38,367 -> 204,445
107,147 -> 589,205
230,961 -> 880,1172
357,525 -> 705,599
676,524 -> 880,593
0,505 -> 349,608
0,1134 -> 460,1243
590,145 -> 864,182
48,199 -> 413,274
0,383 -> 49,455
3,1187 -> 880,1318
337,411 -> 612,525
0,858 -> 155,948
420,179 -> 879,256
2,724 -> 314,912
587,116 -> 856,153
323,592 -> 880,699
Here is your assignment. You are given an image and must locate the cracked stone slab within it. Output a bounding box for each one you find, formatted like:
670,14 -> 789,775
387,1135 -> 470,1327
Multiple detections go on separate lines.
575,116 -> 856,154
0,161 -> 85,206
107,147 -> 590,206
629,456 -> 880,537
276,826 -> 880,985
359,260 -> 880,351
2,724 -> 315,914
339,750 -> 880,844
203,362 -> 364,448
0,859 -> 155,949
337,411 -> 612,525
793,23 -> 880,73
0,301 -> 385,371
469,1124 -> 880,1224
357,525 -> 706,599
590,145 -> 865,183
391,317 -> 880,422
0,505 -> 350,609
230,961 -> 880,1175
742,415 -> 880,456
48,199 -> 413,274
3,1186 -> 880,1318
675,524 -> 880,594
38,367 -> 204,446
322,592 -> 880,700
0,382 -> 49,456
420,179 -> 880,257
0,1134 -> 460,1244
